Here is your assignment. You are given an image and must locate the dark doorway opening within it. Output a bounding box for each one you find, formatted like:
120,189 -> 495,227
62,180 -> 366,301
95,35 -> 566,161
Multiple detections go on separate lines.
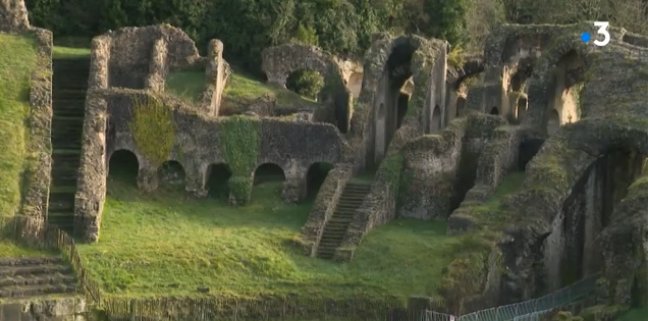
108,150 -> 139,187
518,139 -> 545,171
254,163 -> 285,185
207,164 -> 232,200
489,107 -> 499,115
307,162 -> 334,199
396,93 -> 409,128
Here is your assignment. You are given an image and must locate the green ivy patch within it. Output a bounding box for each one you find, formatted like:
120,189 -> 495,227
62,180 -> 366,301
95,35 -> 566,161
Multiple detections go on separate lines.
130,96 -> 176,167
219,116 -> 261,203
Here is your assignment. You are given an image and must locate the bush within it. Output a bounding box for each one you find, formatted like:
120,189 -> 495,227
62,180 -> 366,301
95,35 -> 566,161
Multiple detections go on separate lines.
286,70 -> 325,100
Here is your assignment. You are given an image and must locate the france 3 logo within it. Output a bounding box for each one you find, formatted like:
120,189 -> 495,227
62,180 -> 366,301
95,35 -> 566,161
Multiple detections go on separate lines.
580,21 -> 610,47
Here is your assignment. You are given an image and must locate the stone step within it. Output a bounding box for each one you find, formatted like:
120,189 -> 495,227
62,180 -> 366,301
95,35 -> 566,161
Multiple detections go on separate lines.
48,192 -> 75,212
0,257 -> 63,267
0,264 -> 72,278
0,273 -> 76,288
0,283 -> 77,299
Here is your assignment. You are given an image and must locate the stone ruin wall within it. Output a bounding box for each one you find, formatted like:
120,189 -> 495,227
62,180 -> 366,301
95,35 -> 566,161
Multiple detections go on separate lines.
75,26 -> 347,242
0,1 -> 53,243
261,43 -> 352,131
0,0 -> 28,32
90,25 -> 229,116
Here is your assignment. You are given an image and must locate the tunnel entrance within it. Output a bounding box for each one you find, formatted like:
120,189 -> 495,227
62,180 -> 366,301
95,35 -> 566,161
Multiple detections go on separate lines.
430,105 -> 442,132
254,163 -> 285,198
489,107 -> 499,115
108,150 -> 139,188
542,149 -> 646,291
518,139 -> 545,171
207,163 -> 232,200
306,162 -> 333,199
158,161 -> 185,190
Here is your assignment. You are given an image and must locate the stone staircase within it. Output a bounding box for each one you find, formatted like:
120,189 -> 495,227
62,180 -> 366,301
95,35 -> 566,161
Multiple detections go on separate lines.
0,257 -> 77,299
317,182 -> 371,259
48,58 -> 90,234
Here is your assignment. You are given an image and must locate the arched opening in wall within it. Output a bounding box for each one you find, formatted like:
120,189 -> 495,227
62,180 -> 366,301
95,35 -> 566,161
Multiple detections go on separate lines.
550,50 -> 586,126
396,93 -> 410,128
108,150 -> 139,191
541,149 -> 647,291
207,164 -> 232,200
254,163 -> 285,198
547,109 -> 560,135
430,105 -> 442,132
456,96 -> 466,118
518,139 -> 545,171
286,69 -> 325,102
158,161 -> 186,191
489,107 -> 499,115
306,162 -> 334,199
373,40 -> 417,166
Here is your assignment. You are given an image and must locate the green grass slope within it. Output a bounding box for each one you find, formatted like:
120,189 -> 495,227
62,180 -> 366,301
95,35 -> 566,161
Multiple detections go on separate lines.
616,308 -> 648,321
0,33 -> 38,226
166,69 -> 320,113
77,174 -> 460,302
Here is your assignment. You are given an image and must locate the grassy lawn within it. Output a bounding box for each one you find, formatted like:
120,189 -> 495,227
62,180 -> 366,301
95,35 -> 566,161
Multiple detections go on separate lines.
53,46 -> 91,59
76,174 -> 460,302
468,171 -> 526,226
166,69 -> 320,113
616,308 -> 648,321
0,239 -> 57,258
0,33 -> 38,227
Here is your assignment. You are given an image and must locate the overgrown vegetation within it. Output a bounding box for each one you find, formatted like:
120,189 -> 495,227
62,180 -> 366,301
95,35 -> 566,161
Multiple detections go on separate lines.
130,96 -> 176,167
0,34 -> 38,228
219,116 -> 261,203
77,173 -> 462,302
0,239 -> 56,258
286,70 -> 324,101
52,46 -> 91,59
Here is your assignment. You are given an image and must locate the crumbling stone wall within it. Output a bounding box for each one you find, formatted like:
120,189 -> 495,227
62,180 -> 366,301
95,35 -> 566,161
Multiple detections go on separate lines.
0,0 -> 29,32
261,43 -> 351,131
0,296 -> 87,321
91,25 -> 228,116
76,89 -> 346,242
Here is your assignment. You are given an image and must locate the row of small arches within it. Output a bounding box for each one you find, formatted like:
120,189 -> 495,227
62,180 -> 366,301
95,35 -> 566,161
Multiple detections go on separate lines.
108,150 -> 333,199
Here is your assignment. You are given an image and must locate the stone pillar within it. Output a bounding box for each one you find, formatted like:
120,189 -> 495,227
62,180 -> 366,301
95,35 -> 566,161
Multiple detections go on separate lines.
88,36 -> 112,90
185,161 -> 208,198
0,0 -> 30,32
137,163 -> 159,193
282,161 -> 307,203
200,39 -> 227,116
145,38 -> 168,93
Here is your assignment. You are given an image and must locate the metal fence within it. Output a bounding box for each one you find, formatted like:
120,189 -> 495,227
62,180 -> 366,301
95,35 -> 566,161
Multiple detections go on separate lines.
425,275 -> 599,321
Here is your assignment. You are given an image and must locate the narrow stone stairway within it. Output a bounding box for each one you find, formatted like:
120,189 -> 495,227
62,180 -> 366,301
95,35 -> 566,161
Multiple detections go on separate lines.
317,182 -> 371,259
0,257 -> 77,299
49,58 -> 90,234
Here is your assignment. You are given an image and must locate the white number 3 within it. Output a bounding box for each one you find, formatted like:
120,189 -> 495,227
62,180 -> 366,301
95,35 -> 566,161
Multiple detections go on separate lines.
594,21 -> 610,47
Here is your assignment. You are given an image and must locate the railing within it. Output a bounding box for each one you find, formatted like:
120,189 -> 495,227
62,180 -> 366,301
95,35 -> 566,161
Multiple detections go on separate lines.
424,275 -> 599,321
41,226 -> 102,303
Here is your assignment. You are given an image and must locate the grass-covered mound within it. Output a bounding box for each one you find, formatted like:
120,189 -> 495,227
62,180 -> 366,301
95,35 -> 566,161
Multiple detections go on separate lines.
0,34 -> 38,227
166,70 -> 320,113
76,174 -> 461,302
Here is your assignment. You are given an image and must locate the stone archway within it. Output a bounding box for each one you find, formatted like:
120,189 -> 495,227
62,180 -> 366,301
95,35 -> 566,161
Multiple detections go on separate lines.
206,163 -> 232,200
261,43 -> 351,132
158,160 -> 186,190
108,149 -> 140,187
431,105 -> 442,132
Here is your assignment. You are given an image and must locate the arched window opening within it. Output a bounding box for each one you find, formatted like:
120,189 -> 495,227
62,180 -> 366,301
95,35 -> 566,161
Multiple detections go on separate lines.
490,107 -> 499,115
254,163 -> 285,185
456,96 -> 467,118
108,150 -> 139,188
207,163 -> 232,200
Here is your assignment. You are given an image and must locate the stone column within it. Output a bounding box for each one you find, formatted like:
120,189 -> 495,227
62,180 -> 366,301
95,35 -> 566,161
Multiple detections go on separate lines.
137,163 -> 159,193
200,39 -> 226,116
145,38 -> 168,93
0,0 -> 30,32
185,161 -> 208,198
282,161 -> 307,203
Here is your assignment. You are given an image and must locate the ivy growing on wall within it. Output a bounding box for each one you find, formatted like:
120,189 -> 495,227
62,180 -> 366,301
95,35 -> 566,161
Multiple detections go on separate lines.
219,115 -> 261,204
130,95 -> 176,167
